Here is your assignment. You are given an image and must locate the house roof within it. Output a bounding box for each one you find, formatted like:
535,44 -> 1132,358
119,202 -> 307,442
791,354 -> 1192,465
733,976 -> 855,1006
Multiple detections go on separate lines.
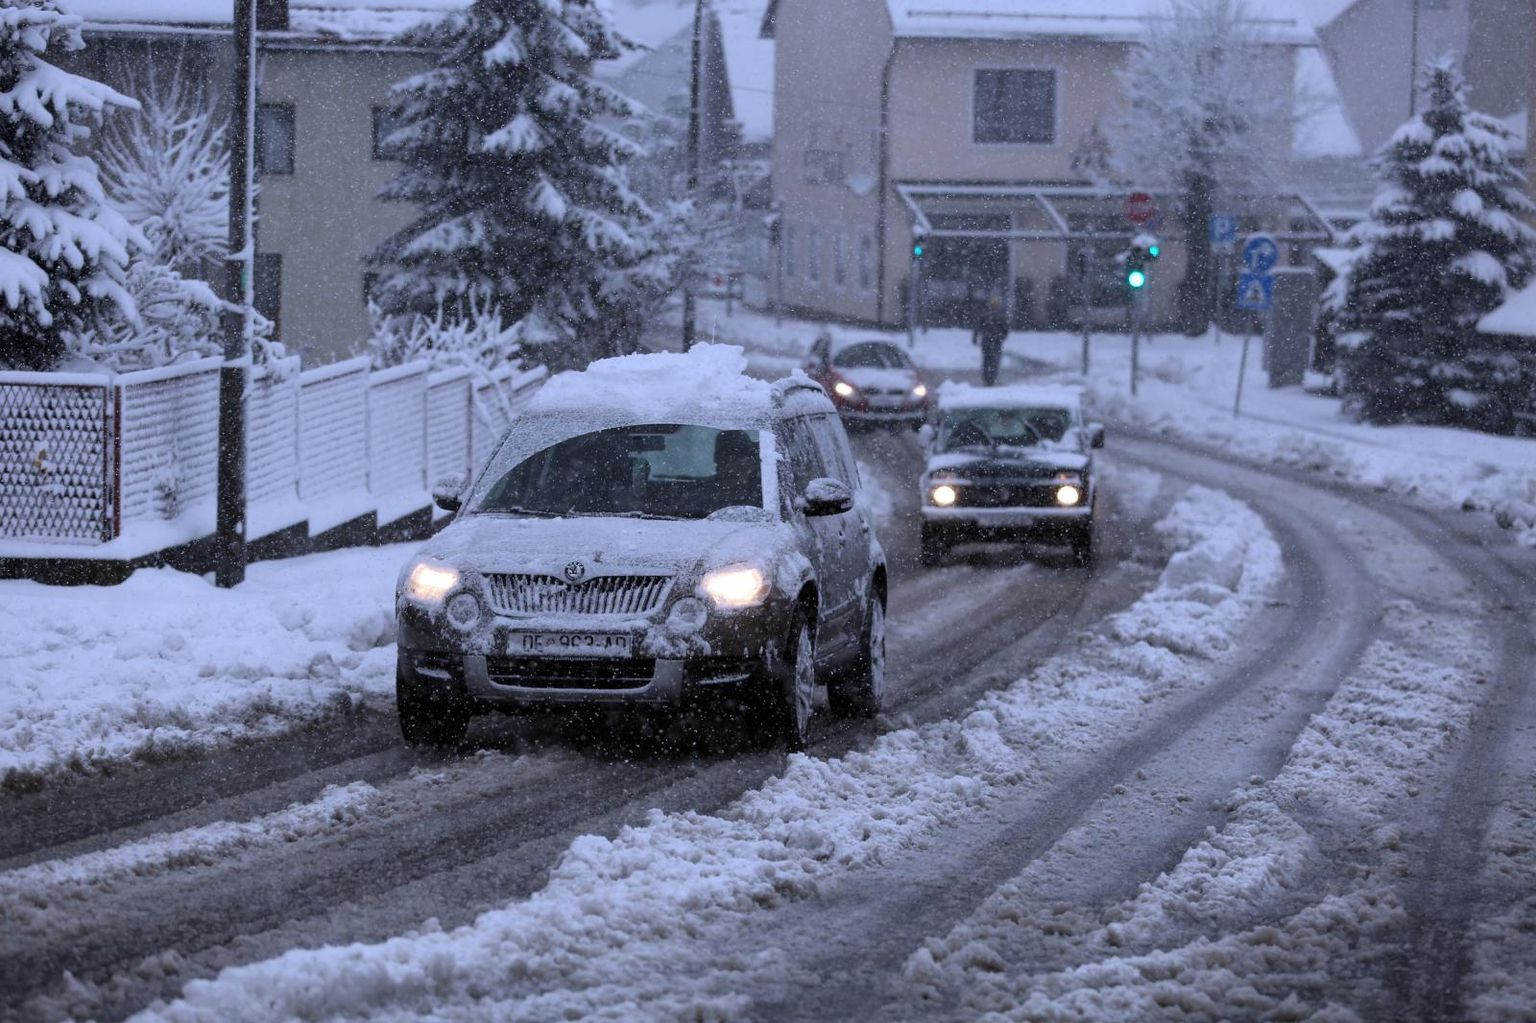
68,0 -> 463,39
882,1 -> 1315,45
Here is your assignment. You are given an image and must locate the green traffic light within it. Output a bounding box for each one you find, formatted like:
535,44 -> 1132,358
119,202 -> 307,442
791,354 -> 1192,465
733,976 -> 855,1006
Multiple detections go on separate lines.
1147,245 -> 1160,258
1127,270 -> 1147,289
913,244 -> 924,257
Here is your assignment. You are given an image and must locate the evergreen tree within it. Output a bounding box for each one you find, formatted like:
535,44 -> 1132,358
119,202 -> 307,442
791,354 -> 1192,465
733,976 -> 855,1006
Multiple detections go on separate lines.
371,0 -> 667,369
1331,60 -> 1536,426
0,0 -> 139,371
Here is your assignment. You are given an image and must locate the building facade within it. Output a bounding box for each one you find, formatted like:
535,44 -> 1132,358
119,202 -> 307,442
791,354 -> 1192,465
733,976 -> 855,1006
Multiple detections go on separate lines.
764,0 -> 1314,330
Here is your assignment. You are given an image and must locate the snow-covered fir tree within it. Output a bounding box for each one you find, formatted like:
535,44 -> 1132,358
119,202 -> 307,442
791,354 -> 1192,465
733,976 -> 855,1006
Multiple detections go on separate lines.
0,0 -> 140,371
371,0 -> 668,369
1330,60 -> 1536,426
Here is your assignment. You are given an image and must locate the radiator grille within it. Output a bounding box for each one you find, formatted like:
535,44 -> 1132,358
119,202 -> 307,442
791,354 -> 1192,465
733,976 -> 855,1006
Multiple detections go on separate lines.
951,484 -> 1060,509
486,574 -> 671,616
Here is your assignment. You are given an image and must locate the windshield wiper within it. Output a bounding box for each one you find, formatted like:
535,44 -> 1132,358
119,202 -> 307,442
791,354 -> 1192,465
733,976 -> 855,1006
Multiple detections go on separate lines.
569,510 -> 681,521
485,505 -> 561,518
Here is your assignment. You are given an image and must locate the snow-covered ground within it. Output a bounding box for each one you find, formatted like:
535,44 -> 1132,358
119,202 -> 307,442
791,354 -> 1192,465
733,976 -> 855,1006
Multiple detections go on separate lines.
0,546 -> 407,791
694,299 -> 1536,547
127,486 -> 1283,1021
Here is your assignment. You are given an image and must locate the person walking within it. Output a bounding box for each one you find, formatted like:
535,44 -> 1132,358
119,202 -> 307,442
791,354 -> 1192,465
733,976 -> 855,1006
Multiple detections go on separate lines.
976,290 -> 1009,385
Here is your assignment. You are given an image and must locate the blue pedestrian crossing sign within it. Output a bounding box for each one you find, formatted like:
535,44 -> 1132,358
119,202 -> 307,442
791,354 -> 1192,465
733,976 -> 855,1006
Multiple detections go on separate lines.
1235,272 -> 1274,311
1240,234 -> 1279,274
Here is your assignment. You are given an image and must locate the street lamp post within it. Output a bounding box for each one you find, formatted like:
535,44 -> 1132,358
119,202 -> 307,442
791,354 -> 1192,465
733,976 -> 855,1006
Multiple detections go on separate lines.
681,0 -> 704,352
215,0 -> 256,588
1408,0 -> 1421,116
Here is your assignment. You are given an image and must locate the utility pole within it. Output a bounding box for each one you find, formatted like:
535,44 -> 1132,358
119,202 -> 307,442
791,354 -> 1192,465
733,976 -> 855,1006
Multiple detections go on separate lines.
215,0 -> 256,588
681,0 -> 704,352
1408,0 -> 1421,116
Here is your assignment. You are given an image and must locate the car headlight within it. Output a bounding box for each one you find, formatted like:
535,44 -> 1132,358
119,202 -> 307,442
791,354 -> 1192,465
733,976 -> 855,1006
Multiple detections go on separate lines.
700,564 -> 770,609
404,560 -> 459,603
930,483 -> 958,507
912,383 -> 928,398
1055,485 -> 1082,507
833,380 -> 857,398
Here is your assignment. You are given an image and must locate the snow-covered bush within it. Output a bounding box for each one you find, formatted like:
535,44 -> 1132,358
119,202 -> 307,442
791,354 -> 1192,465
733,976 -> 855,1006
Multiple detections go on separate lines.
370,0 -> 668,370
367,294 -> 528,372
95,64 -> 228,274
0,1 -> 141,371
1329,60 -> 1536,427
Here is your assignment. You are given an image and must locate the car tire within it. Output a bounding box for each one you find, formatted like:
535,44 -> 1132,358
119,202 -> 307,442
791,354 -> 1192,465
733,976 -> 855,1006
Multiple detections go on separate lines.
919,524 -> 950,567
772,618 -> 816,752
828,597 -> 885,719
396,658 -> 470,749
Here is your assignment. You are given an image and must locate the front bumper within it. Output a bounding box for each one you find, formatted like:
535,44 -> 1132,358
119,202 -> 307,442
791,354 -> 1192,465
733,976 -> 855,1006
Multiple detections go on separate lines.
921,503 -> 1091,539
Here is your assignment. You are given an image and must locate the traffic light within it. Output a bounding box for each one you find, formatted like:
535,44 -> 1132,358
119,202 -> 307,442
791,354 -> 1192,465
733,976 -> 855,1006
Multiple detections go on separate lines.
912,242 -> 925,259
1123,235 -> 1159,290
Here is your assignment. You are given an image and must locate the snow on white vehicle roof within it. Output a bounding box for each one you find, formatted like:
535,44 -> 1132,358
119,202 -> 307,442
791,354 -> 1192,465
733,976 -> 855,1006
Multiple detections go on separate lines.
936,381 -> 1084,412
471,345 -> 827,505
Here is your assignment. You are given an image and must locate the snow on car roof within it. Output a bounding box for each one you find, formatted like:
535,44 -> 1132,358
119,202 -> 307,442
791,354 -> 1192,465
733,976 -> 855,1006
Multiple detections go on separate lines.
937,382 -> 1084,412
525,343 -> 780,424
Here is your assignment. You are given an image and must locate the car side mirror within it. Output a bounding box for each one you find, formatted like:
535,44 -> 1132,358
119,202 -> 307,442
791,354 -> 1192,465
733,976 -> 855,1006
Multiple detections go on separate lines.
799,477 -> 854,516
1087,423 -> 1106,449
917,423 -> 936,449
432,473 -> 466,513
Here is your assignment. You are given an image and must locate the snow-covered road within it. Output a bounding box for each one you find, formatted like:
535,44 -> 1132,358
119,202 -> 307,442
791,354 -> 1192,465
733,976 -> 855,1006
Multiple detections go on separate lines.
2,421 -> 1533,1022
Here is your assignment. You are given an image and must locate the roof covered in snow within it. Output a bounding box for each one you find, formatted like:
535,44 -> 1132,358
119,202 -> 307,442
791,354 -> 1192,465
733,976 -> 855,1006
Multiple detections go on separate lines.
938,381 -> 1084,412
68,0 -> 463,39
1293,46 -> 1361,159
1479,282 -> 1536,338
524,344 -> 783,425
881,1 -> 1315,45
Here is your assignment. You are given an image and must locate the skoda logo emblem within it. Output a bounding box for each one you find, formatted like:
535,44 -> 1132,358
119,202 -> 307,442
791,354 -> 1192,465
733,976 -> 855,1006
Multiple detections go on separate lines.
563,561 -> 587,583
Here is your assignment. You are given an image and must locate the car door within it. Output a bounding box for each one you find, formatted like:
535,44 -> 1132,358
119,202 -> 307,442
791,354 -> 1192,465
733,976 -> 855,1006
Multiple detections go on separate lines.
777,416 -> 855,650
805,413 -> 865,647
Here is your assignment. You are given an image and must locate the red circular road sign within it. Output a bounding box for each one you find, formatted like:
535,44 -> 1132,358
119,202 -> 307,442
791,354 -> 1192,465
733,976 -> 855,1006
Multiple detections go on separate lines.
1125,191 -> 1158,225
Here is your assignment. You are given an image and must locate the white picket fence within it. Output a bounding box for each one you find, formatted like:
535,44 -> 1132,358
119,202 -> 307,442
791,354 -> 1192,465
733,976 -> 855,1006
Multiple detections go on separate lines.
0,356 -> 546,556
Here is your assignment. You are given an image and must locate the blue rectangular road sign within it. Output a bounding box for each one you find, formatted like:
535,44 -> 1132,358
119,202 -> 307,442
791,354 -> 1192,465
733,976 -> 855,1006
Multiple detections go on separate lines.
1235,272 -> 1274,311
1209,214 -> 1237,246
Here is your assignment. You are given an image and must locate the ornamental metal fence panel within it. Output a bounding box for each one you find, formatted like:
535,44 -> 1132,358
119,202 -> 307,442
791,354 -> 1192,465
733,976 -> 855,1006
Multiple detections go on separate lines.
0,373 -> 112,544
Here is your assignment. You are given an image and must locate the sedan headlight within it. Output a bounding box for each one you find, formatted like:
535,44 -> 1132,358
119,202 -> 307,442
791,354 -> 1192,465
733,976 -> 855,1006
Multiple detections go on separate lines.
700,564 -> 770,609
929,483 -> 958,507
912,383 -> 928,398
404,560 -> 459,603
1055,485 -> 1083,507
833,380 -> 857,398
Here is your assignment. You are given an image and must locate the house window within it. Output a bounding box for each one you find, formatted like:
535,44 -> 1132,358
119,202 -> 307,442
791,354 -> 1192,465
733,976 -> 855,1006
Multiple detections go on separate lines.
804,148 -> 844,186
973,69 -> 1056,145
832,229 -> 847,288
255,252 -> 282,339
256,102 -> 295,174
372,105 -> 406,159
858,234 -> 874,291
806,225 -> 822,284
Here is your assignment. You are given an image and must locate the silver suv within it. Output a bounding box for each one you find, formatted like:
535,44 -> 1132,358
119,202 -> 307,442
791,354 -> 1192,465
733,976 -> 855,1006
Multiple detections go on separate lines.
395,348 -> 888,752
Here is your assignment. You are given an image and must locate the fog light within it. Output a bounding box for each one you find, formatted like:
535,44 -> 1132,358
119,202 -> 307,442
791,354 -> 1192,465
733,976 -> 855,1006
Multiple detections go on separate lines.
445,592 -> 482,630
667,596 -> 709,632
930,484 -> 958,507
1055,485 -> 1082,507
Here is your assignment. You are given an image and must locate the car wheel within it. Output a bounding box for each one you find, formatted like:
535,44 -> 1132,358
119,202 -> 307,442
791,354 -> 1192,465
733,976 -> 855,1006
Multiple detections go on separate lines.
774,619 -> 816,752
396,658 -> 470,749
919,524 -> 950,567
828,597 -> 885,718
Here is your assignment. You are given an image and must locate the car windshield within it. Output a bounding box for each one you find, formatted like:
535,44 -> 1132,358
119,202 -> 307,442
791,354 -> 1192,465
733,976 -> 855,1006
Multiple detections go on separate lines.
938,407 -> 1073,451
833,342 -> 911,370
473,424 -> 764,520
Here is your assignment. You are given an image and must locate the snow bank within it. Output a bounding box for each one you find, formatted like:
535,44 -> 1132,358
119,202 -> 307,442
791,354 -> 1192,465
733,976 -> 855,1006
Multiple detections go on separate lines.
0,545 -> 409,791
132,487 -> 1284,1022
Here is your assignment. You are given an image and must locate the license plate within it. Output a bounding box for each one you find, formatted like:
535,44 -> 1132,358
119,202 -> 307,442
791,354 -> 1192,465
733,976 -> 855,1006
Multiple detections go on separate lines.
509,632 -> 633,658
